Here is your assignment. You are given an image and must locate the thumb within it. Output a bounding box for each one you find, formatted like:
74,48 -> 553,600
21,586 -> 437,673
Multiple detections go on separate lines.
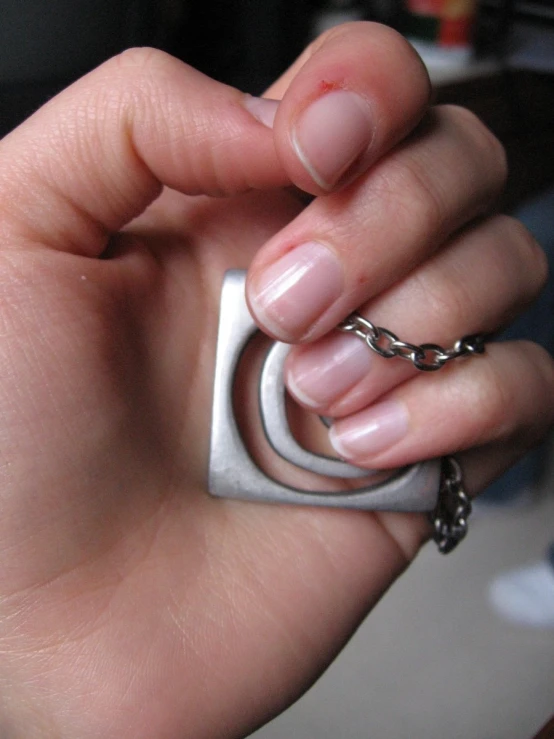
0,48 -> 289,257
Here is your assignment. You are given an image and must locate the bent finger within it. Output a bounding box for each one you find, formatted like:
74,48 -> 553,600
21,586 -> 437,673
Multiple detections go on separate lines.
247,105 -> 507,342
328,341 -> 554,469
269,22 -> 431,194
284,215 -> 547,416
0,48 -> 289,258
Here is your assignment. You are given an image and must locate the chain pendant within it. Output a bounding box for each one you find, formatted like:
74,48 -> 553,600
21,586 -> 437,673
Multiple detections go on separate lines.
429,457 -> 472,554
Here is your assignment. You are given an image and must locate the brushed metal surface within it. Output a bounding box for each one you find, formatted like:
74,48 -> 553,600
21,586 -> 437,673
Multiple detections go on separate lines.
208,270 -> 440,511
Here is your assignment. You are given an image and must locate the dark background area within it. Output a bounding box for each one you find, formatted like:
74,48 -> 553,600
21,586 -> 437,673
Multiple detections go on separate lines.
0,0 -> 553,209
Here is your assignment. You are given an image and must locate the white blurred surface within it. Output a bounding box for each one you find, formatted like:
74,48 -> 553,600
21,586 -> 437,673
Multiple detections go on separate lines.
251,472 -> 554,739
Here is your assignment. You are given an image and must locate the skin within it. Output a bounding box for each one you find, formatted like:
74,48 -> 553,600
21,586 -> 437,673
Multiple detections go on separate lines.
0,22 -> 552,739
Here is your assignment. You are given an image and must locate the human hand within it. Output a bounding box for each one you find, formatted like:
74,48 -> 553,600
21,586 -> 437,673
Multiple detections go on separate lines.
0,23 -> 552,739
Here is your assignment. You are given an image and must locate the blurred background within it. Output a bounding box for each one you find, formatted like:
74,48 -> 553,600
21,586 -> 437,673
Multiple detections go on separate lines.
0,1 -> 553,737
1,0 -> 554,205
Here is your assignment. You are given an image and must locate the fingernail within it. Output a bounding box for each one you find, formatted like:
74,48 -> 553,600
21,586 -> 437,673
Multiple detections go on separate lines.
293,90 -> 374,190
249,241 -> 343,340
329,400 -> 409,459
286,332 -> 372,408
244,95 -> 279,128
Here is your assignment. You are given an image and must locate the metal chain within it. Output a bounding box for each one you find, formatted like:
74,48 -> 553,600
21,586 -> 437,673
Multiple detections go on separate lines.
337,313 -> 476,551
429,457 -> 472,554
338,313 -> 486,372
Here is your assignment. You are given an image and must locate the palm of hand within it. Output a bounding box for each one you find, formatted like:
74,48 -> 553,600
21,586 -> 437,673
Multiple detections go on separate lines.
0,185 -> 417,738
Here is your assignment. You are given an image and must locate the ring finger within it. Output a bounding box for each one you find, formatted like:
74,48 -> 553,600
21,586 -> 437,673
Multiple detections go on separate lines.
284,213 -> 547,417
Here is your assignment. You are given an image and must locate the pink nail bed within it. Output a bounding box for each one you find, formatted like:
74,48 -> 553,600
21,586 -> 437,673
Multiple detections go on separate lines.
293,90 -> 374,189
244,96 -> 279,128
249,241 -> 343,340
329,400 -> 409,459
286,332 -> 373,408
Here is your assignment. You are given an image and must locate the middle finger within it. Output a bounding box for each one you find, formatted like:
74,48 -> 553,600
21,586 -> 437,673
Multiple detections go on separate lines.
284,213 -> 547,416
246,105 -> 507,343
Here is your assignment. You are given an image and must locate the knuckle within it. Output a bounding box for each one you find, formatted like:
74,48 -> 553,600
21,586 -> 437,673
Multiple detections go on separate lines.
94,47 -> 180,138
440,105 -> 508,192
410,261 -> 470,335
311,21 -> 429,91
477,342 -> 554,446
301,21 -> 365,62
311,20 -> 400,48
101,48 -> 183,112
504,216 -> 549,295
472,361 -> 514,443
358,21 -> 416,54
510,342 -> 554,445
437,273 -> 472,331
523,342 -> 554,417
370,23 -> 430,71
311,20 -> 365,46
85,48 -> 169,120
110,46 -> 173,75
539,365 -> 554,430
365,165 -> 446,265
392,156 -> 448,236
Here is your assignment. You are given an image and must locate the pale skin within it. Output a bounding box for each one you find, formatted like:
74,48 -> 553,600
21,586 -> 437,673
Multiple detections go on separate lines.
0,22 -> 552,739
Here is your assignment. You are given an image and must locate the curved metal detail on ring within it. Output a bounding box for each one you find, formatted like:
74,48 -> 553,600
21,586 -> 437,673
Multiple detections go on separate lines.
208,270 -> 441,511
259,341 -> 372,479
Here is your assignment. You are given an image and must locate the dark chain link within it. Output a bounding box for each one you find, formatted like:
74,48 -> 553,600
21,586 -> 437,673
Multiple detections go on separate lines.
429,457 -> 472,554
338,313 -> 486,372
